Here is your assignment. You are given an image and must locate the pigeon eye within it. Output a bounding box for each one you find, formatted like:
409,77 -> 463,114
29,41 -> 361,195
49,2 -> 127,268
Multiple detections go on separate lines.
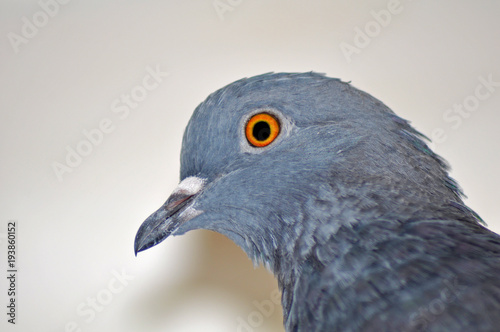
245,113 -> 280,147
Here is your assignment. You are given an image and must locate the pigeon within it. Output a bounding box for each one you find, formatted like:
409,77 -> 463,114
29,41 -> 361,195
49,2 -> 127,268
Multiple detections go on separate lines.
134,72 -> 500,331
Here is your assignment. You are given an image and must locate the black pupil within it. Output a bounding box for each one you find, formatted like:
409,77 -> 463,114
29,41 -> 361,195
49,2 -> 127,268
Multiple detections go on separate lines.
253,121 -> 271,141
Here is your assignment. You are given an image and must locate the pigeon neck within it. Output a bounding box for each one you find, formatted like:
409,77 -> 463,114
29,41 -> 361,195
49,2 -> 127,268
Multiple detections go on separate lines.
276,209 -> 479,330
276,218 -> 399,328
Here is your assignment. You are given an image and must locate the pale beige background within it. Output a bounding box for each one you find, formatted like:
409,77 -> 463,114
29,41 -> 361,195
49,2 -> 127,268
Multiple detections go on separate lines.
1,1 -> 499,331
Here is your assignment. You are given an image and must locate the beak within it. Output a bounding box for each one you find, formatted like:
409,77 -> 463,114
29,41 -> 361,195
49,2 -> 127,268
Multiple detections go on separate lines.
134,176 -> 205,255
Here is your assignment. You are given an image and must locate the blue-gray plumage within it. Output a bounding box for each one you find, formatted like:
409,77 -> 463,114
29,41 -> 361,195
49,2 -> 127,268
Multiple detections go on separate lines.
134,72 -> 500,331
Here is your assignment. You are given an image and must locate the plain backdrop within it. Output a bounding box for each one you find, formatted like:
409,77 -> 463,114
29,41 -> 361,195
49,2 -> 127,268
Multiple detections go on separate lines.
1,1 -> 499,331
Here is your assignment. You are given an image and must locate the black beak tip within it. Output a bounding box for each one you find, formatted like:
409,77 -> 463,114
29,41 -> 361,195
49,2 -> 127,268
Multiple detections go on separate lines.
134,226 -> 148,257
134,243 -> 139,257
134,237 -> 141,257
134,231 -> 150,256
134,225 -> 169,257
134,241 -> 149,256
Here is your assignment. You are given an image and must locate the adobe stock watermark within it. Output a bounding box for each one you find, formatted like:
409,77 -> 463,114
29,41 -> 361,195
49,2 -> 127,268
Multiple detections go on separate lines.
213,0 -> 243,21
51,65 -> 169,182
64,268 -> 134,332
7,0 -> 72,54
339,0 -> 414,64
236,288 -> 281,332
431,74 -> 500,146
5,220 -> 18,325
406,276 -> 467,331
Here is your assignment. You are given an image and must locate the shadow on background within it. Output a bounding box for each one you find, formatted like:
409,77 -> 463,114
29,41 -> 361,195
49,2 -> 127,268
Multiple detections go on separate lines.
126,231 -> 284,331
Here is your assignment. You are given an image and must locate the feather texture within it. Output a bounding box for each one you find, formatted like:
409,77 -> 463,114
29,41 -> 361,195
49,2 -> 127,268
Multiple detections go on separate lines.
135,72 -> 500,331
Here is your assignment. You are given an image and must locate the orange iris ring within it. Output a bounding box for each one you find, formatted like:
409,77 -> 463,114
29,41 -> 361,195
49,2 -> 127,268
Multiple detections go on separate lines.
245,113 -> 280,147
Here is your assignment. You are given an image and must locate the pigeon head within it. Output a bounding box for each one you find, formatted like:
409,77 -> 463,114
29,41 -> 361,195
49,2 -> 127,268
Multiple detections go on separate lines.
134,72 -> 473,274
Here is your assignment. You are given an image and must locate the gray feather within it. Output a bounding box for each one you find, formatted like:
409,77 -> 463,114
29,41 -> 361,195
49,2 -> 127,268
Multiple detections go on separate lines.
135,72 -> 500,331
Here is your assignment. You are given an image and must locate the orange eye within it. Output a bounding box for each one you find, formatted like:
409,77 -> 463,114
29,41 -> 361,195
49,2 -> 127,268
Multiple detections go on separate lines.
245,113 -> 280,147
